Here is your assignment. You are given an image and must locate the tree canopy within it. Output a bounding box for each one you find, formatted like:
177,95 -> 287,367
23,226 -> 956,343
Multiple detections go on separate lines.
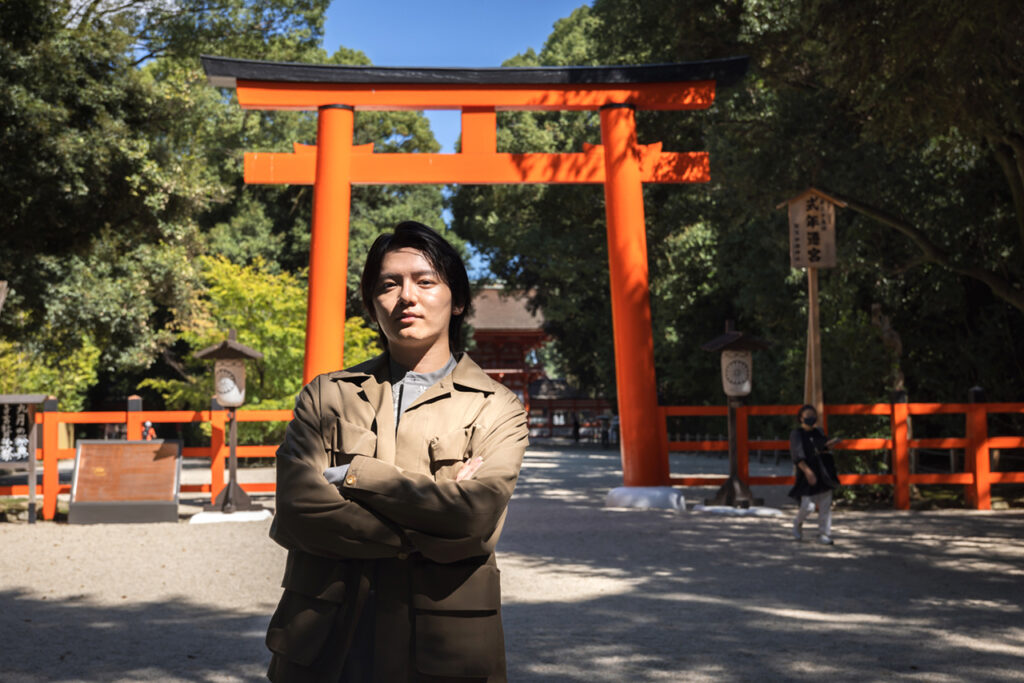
1,0 -> 1020,413
451,0 -> 1024,404
0,0 -> 441,410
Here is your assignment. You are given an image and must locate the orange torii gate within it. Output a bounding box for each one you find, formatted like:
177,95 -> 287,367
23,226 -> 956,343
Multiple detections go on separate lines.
201,56 -> 747,487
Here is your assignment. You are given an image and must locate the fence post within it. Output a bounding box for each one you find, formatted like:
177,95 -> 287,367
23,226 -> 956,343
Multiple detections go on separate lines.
965,386 -> 990,510
737,403 -> 750,485
126,395 -> 143,440
658,407 -> 669,476
41,396 -> 59,521
890,392 -> 911,510
210,397 -> 227,502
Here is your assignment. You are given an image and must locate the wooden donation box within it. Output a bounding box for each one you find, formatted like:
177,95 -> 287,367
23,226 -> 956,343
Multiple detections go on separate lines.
69,440 -> 182,524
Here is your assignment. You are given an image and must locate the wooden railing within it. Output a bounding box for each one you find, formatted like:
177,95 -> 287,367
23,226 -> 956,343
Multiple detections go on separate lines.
0,397 -> 292,520
4,398 -> 1021,519
659,402 -> 1024,510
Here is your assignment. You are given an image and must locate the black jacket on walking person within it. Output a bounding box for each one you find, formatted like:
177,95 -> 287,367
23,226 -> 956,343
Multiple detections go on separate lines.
787,426 -> 838,500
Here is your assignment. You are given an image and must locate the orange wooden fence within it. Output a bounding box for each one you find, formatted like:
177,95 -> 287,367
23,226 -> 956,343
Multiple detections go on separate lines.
0,401 -> 292,521
660,402 -> 1024,510
4,399 -> 1022,519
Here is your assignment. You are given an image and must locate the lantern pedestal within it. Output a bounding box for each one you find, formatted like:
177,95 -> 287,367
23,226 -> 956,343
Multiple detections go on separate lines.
704,397 -> 763,508
204,407 -> 265,513
700,322 -> 769,508
704,477 -> 762,508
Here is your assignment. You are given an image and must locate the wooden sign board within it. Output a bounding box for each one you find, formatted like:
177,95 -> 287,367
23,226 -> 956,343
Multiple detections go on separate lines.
69,440 -> 182,524
0,395 -> 45,524
788,191 -> 838,268
0,402 -> 34,466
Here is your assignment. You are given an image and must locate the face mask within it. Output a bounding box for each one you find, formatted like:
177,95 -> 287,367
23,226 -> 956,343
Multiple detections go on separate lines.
802,416 -> 817,427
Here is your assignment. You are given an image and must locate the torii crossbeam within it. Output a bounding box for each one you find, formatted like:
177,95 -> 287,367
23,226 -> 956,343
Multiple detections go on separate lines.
202,55 -> 748,487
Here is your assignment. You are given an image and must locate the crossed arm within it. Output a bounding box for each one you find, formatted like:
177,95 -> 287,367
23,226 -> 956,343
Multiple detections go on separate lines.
271,377 -> 528,564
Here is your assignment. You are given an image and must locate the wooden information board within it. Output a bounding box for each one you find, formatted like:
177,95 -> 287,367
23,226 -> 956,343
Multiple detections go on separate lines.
0,402 -> 33,465
0,395 -> 46,524
69,440 -> 181,524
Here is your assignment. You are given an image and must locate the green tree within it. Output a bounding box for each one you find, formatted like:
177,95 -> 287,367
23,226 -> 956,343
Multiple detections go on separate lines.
450,0 -> 1024,405
1,0 -> 444,410
140,255 -> 380,440
795,0 -> 1024,316
0,335 -> 100,412
141,255 -> 381,408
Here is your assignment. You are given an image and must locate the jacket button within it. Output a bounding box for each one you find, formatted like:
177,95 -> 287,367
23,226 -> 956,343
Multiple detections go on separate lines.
344,474 -> 356,486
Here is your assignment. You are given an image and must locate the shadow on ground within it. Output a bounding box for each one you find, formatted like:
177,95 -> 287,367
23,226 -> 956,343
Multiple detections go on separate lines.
499,445 -> 1024,682
1,444 -> 1023,682
0,590 -> 269,682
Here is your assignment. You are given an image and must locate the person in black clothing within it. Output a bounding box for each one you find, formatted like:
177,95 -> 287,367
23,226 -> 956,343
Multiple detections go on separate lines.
788,404 -> 839,544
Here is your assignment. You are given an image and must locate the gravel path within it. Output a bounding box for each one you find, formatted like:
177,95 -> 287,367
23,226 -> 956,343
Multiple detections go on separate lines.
2,445 -> 1023,682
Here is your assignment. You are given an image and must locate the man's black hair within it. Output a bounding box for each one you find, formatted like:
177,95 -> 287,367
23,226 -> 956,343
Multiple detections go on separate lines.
797,404 -> 818,421
360,220 -> 473,352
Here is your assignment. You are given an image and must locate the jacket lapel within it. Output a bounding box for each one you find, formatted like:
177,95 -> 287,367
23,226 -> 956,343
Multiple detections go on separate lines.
332,353 -> 496,466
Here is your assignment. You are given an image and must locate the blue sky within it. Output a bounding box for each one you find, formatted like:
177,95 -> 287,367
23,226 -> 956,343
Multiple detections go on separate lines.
323,0 -> 590,153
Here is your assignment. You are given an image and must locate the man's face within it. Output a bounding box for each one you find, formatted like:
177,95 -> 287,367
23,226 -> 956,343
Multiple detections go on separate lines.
372,248 -> 461,355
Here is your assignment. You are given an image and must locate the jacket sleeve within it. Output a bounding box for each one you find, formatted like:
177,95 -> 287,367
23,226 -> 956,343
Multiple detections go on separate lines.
339,391 -> 528,563
270,376 -> 409,560
789,429 -> 807,464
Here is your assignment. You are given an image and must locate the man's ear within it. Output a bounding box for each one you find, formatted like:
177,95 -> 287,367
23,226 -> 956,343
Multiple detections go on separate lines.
452,304 -> 465,316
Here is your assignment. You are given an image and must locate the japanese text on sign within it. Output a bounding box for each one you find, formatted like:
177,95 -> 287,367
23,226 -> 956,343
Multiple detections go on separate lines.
0,403 -> 31,462
788,194 -> 837,268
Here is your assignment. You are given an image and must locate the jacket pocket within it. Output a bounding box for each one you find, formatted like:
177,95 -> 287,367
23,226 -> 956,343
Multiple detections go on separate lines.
265,589 -> 340,667
414,610 -> 504,677
427,425 -> 477,479
412,559 -> 501,611
413,561 -> 503,677
329,419 -> 377,465
281,550 -> 350,603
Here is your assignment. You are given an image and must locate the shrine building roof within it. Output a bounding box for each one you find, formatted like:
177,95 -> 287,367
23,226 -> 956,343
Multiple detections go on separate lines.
468,288 -> 544,331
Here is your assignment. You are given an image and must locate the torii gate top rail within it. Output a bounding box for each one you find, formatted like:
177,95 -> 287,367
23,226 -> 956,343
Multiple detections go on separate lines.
201,55 -> 748,110
201,54 -> 749,487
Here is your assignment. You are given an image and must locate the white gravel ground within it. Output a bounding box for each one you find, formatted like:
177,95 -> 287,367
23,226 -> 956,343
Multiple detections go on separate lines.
2,445 -> 1023,682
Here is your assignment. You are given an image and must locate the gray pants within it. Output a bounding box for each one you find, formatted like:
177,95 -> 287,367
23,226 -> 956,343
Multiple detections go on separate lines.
794,490 -> 833,537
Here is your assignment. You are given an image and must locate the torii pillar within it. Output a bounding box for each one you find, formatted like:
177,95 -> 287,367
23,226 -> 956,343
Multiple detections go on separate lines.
307,104 -> 353,377
201,56 -> 748,487
599,103 -> 661,484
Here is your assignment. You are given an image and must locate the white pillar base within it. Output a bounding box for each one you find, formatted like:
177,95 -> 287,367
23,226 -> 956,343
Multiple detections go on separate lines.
692,504 -> 784,517
605,486 -> 686,511
188,509 -> 273,524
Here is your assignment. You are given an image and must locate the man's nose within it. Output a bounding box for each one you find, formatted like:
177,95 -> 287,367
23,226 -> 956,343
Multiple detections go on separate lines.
399,279 -> 417,303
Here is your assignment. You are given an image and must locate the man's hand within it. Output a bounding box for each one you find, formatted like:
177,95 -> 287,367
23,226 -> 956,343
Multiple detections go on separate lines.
455,456 -> 484,482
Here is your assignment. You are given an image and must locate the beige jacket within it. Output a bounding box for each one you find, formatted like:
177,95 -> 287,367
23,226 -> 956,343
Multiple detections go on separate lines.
266,352 -> 528,682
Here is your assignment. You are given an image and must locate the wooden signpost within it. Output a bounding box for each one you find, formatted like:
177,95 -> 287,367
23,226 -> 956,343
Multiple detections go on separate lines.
779,188 -> 846,420
0,394 -> 47,524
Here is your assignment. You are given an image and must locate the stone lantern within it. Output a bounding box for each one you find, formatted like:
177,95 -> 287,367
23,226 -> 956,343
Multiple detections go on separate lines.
194,330 -> 264,513
701,321 -> 769,507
